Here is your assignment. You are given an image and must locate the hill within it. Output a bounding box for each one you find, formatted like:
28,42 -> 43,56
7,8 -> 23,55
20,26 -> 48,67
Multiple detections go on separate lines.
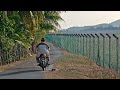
59,19 -> 120,34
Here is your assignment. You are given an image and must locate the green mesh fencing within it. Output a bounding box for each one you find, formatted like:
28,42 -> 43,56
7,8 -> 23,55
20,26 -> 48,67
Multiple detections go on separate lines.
45,33 -> 120,73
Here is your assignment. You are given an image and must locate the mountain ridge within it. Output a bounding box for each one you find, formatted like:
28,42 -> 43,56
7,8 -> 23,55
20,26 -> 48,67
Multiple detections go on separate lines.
58,19 -> 120,34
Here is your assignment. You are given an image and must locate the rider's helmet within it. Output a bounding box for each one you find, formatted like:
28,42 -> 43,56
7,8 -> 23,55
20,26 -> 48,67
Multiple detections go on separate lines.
41,38 -> 45,42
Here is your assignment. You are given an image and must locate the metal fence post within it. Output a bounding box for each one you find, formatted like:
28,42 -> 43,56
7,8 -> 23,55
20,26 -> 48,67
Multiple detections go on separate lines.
73,34 -> 75,54
67,34 -> 69,51
67,34 -> 70,52
69,34 -> 71,52
84,34 -> 87,56
65,34 -> 67,50
70,34 -> 72,53
61,34 -> 63,49
91,34 -> 95,61
95,34 -> 100,66
76,34 -> 79,54
75,34 -> 77,54
87,34 -> 91,59
100,33 -> 105,67
113,34 -> 119,72
66,34 -> 68,51
77,34 -> 80,55
106,33 -> 111,68
81,34 -> 84,56
78,34 -> 82,54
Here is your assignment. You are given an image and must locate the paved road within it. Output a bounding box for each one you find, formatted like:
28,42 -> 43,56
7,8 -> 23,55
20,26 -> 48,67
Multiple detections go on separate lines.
0,43 -> 62,79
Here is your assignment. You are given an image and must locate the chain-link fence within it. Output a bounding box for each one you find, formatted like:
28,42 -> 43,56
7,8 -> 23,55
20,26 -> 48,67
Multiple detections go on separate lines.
46,33 -> 120,73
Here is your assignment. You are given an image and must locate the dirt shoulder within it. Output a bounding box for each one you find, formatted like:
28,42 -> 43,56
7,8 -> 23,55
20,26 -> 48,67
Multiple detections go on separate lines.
44,49 -> 120,79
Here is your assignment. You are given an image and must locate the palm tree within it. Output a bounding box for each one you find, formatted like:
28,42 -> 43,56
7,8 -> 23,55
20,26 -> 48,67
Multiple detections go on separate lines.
0,11 -> 64,65
35,11 -> 64,42
0,11 -> 64,49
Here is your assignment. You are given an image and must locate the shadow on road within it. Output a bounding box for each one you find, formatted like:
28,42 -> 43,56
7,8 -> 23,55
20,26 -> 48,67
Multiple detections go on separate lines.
0,69 -> 42,77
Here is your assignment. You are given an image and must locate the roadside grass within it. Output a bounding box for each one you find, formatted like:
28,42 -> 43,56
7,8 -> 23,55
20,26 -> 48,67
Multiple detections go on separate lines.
0,54 -> 36,72
44,50 -> 120,79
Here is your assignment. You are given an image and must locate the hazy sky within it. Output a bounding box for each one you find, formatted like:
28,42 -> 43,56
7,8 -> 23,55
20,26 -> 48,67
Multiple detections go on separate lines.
59,11 -> 120,29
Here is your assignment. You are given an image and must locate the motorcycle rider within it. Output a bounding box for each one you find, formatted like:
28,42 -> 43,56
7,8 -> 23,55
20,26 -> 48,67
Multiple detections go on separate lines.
36,38 -> 50,65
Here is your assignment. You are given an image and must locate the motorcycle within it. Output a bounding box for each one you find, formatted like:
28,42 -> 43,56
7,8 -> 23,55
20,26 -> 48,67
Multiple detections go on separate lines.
38,53 -> 49,71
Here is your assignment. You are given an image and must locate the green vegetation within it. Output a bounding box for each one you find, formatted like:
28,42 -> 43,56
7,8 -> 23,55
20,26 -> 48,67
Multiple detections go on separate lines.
0,11 -> 64,65
0,11 -> 63,50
